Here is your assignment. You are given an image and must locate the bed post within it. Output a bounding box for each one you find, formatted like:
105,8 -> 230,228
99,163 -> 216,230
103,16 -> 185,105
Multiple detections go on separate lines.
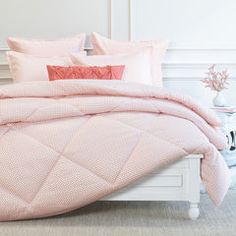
188,202 -> 200,220
187,155 -> 201,220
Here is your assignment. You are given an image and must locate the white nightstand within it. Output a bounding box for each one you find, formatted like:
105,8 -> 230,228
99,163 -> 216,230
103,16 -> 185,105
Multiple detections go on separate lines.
212,108 -> 236,167
211,107 -> 236,189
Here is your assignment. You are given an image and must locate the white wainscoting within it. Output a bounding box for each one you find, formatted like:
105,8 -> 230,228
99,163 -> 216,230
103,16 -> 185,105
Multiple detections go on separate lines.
0,0 -> 236,106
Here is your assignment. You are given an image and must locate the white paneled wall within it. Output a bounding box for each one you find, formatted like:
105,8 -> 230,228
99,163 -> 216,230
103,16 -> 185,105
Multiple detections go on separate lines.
0,0 -> 236,106
132,0 -> 236,45
0,0 -> 110,42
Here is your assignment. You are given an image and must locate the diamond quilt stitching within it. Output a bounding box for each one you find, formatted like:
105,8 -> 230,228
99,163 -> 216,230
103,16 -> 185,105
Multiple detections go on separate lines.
99,116 -> 189,155
5,116 -> 125,204
112,135 -> 142,184
0,110 -> 189,206
1,110 -> 191,204
0,81 -> 229,220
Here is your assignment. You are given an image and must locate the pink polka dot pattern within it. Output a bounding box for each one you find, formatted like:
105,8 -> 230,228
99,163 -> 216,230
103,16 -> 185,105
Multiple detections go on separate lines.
0,80 -> 230,221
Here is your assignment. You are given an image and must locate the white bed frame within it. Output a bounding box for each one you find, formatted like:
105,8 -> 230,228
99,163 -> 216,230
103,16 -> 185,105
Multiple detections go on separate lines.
103,154 -> 202,220
0,55 -> 202,220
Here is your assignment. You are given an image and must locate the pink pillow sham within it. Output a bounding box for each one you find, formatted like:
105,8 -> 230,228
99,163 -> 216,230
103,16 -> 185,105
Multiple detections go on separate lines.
70,48 -> 154,85
47,65 -> 125,81
91,32 -> 168,56
90,32 -> 168,86
7,33 -> 86,57
7,51 -> 73,83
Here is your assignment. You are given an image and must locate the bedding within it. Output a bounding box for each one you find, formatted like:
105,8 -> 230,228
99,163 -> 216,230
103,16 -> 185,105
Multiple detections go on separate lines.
71,49 -> 154,85
90,32 -> 169,86
7,51 -> 73,83
0,80 -> 230,221
7,33 -> 86,57
47,65 -> 125,81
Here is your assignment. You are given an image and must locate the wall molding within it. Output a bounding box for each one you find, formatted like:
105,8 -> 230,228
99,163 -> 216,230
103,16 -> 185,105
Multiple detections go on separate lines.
127,0 -> 236,52
108,0 -> 113,38
0,47 -> 8,51
129,0 -> 134,40
163,62 -> 236,67
2,45 -> 236,51
1,62 -> 236,81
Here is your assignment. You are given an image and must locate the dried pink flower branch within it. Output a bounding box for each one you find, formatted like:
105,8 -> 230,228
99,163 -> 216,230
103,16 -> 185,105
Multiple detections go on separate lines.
201,64 -> 229,92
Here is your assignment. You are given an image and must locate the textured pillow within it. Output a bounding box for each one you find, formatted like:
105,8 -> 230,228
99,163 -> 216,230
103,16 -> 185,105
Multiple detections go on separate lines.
70,48 -> 154,85
7,33 -> 86,57
90,32 -> 168,86
47,65 -> 125,81
7,51 -> 73,83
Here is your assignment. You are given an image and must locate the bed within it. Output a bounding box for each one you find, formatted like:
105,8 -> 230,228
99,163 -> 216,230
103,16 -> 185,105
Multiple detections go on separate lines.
103,154 -> 202,220
0,33 -> 231,221
0,79 -> 230,221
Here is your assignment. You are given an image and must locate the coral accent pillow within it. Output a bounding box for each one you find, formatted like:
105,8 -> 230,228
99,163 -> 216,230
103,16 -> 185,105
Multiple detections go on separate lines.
7,51 -> 73,83
7,33 -> 86,57
90,32 -> 168,86
70,48 -> 153,85
47,65 -> 125,81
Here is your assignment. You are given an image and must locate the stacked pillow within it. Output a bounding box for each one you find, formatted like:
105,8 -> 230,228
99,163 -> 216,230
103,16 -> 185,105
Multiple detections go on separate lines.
90,32 -> 168,86
7,32 -> 168,86
7,34 -> 86,83
7,34 -> 86,57
71,48 -> 154,85
91,32 -> 167,57
7,51 -> 73,83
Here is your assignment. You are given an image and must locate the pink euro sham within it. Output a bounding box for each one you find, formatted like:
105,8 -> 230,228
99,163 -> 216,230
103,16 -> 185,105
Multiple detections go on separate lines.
7,51 -> 73,83
7,33 -> 86,57
90,32 -> 169,86
91,32 -> 168,57
70,48 -> 154,85
47,65 -> 125,81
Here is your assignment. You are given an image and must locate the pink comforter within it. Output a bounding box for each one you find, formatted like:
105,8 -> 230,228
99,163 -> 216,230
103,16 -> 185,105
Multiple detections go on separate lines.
0,80 -> 230,221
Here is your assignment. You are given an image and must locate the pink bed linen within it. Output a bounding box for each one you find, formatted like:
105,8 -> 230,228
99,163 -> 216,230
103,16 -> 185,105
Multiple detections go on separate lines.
0,80 -> 230,221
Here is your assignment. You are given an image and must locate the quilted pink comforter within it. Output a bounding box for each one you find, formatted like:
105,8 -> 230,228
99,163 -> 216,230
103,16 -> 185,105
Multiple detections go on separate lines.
0,80 -> 230,221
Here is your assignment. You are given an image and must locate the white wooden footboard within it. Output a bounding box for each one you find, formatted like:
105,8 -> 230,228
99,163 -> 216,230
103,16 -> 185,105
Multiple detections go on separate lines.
103,154 -> 202,220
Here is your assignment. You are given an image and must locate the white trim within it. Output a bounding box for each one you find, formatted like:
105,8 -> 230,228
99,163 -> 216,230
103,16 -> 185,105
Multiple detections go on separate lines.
163,62 -> 236,67
1,62 -> 236,67
167,45 -> 236,51
1,61 -> 236,80
129,0 -> 134,40
108,0 -> 114,39
103,154 -> 201,220
0,64 -> 8,67
2,46 -> 236,51
0,47 -> 8,51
